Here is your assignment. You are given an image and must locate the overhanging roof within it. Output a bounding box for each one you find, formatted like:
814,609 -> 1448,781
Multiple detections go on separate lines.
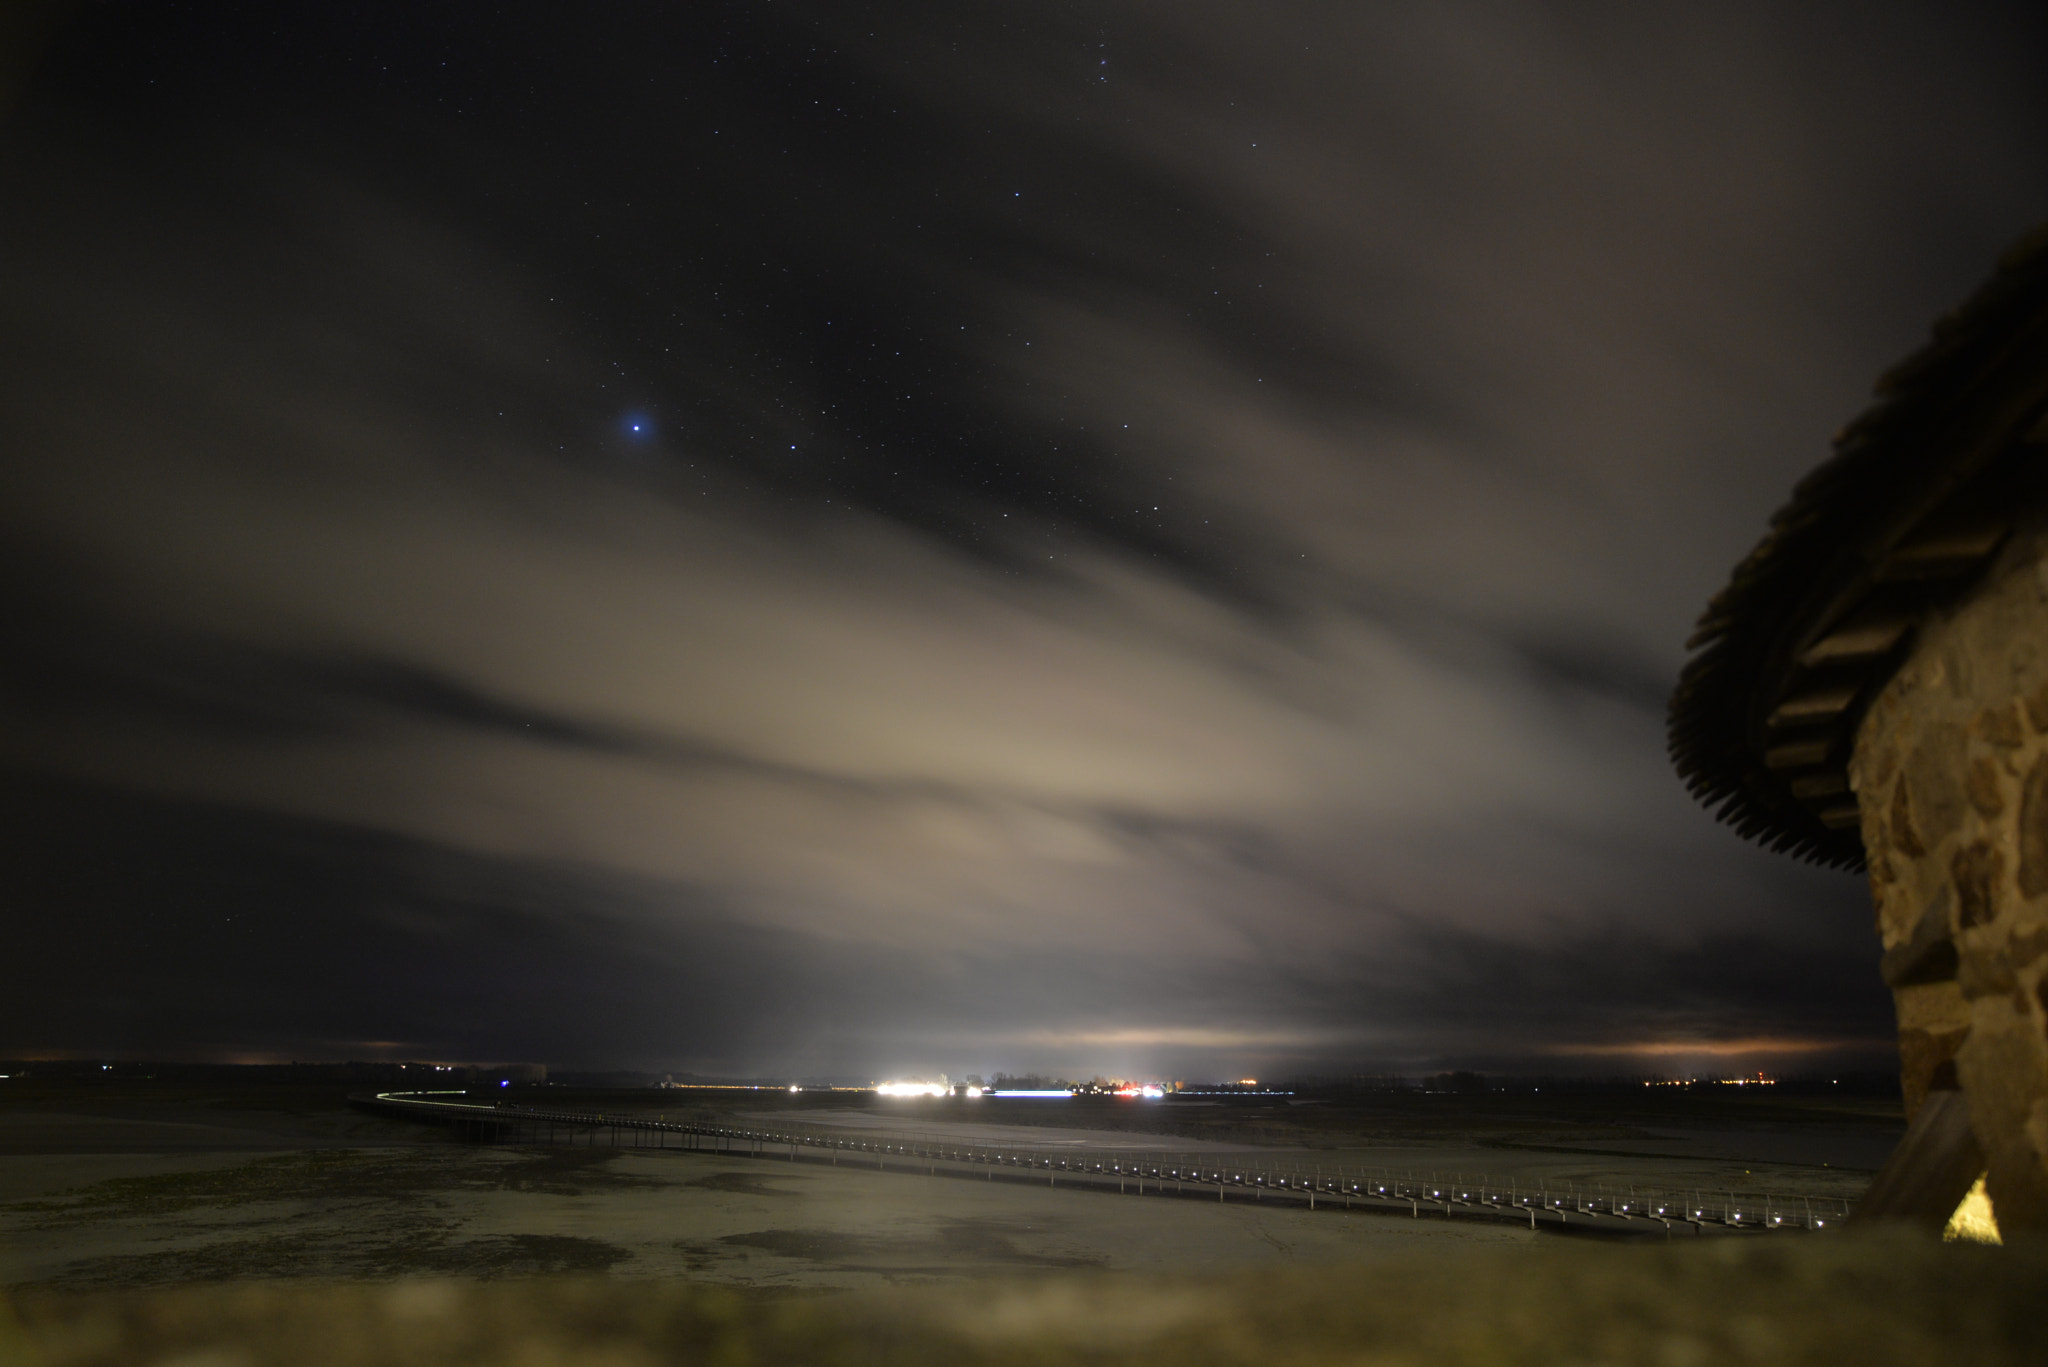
1669,224 -> 2048,869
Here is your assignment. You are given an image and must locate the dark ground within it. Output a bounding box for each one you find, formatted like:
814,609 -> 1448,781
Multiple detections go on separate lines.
9,1234 -> 2048,1367
0,1075 -> 1902,1295
7,1078 -> 2035,1366
1,1077 -> 1554,1293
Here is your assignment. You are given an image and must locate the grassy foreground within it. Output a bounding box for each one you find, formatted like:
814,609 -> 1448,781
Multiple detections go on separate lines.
3,1232 -> 2042,1367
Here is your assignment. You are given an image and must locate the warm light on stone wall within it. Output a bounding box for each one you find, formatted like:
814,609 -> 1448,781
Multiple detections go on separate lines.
1852,514 -> 2048,1232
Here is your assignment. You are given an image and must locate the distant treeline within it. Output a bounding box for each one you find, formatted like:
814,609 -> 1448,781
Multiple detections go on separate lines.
988,1073 -> 1070,1090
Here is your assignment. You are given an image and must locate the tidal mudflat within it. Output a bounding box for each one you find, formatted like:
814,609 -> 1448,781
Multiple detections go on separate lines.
3,1142 -> 1547,1292
1,1079 -> 1895,1293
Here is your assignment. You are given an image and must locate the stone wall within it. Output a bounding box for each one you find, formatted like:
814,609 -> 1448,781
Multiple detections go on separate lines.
1851,515 -> 2048,1230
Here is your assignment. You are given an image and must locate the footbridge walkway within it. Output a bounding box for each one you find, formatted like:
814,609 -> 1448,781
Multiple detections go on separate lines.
352,1090 -> 1848,1237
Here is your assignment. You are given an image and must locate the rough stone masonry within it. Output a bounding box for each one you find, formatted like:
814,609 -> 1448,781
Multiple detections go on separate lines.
1853,510 -> 2048,1228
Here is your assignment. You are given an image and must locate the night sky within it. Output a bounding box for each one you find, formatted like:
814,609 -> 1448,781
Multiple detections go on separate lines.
5,4 -> 2047,1081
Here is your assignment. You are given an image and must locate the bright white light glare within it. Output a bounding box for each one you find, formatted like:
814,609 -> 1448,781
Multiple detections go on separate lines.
965,1085 -> 984,1097
788,1084 -> 801,1093
875,1082 -> 950,1097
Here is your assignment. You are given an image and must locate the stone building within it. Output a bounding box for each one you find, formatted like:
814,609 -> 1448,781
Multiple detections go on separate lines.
1670,223 -> 2048,1233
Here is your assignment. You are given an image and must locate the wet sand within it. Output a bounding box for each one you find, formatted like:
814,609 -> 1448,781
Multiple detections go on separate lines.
0,1079 -> 1892,1291
2,1143 -> 1540,1291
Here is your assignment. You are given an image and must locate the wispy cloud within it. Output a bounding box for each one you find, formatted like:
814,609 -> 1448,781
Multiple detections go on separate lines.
2,2 -> 2044,1074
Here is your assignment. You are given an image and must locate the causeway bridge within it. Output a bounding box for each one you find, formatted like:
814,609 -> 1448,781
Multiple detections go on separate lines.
352,1090 -> 1848,1237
